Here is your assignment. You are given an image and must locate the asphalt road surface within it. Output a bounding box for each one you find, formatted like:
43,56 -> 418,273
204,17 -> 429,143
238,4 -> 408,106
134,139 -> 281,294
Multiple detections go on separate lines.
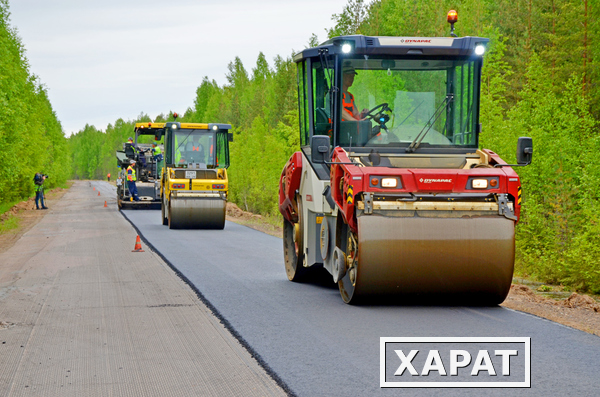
123,202 -> 600,397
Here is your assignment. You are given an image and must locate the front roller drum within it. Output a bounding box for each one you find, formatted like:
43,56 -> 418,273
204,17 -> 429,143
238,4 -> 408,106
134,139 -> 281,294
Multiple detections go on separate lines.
169,197 -> 226,229
338,216 -> 515,305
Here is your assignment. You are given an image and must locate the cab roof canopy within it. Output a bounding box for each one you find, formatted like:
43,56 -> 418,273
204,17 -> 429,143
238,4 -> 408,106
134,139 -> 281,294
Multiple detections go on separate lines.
134,122 -> 232,134
293,35 -> 489,62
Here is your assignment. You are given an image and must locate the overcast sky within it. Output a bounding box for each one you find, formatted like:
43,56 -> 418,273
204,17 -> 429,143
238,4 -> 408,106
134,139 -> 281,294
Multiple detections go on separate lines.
7,0 -> 348,136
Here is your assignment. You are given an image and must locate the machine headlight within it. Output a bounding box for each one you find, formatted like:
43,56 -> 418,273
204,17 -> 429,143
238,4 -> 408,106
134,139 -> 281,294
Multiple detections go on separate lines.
381,178 -> 398,188
472,179 -> 488,189
341,43 -> 352,54
475,45 -> 485,56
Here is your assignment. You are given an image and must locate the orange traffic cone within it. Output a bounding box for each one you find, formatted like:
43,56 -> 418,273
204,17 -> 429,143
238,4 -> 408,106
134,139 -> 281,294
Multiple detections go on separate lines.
132,235 -> 144,252
104,201 -> 107,207
93,187 -> 95,190
98,191 -> 101,196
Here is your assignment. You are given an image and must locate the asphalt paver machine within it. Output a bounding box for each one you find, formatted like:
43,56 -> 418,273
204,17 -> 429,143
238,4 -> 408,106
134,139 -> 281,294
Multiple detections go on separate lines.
116,124 -> 164,209
278,13 -> 533,304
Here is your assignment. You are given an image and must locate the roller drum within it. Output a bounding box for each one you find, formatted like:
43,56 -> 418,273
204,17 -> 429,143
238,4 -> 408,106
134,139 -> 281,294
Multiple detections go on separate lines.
169,197 -> 226,229
339,215 -> 515,304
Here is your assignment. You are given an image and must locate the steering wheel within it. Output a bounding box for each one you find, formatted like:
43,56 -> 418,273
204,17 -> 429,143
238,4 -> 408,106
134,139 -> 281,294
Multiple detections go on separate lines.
361,103 -> 391,121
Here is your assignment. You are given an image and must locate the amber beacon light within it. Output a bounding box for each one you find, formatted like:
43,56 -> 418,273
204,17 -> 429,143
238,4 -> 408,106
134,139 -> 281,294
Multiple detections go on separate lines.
447,10 -> 458,37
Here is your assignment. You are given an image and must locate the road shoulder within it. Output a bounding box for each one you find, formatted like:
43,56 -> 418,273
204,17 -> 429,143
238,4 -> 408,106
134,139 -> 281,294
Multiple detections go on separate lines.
0,181 -> 287,396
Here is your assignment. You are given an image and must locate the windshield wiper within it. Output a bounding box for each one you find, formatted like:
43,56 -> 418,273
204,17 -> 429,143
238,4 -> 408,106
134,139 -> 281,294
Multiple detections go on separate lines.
175,130 -> 195,153
405,94 -> 453,153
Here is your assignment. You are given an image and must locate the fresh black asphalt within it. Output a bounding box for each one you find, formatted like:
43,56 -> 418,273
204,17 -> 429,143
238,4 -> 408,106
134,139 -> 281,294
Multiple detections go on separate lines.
122,209 -> 600,397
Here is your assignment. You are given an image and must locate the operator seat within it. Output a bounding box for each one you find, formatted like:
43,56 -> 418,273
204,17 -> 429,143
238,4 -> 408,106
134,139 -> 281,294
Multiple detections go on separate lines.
125,143 -> 135,159
185,144 -> 205,164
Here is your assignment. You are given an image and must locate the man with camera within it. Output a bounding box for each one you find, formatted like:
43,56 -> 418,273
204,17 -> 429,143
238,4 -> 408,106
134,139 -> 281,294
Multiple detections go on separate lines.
33,172 -> 49,210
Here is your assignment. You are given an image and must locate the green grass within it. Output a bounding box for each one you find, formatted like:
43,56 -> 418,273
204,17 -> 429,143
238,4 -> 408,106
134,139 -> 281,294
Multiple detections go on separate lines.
0,213 -> 20,233
261,213 -> 284,228
0,198 -> 28,234
0,200 -> 20,215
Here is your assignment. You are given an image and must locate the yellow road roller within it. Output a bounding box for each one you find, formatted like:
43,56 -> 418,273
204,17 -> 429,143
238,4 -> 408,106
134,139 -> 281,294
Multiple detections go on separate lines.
139,115 -> 233,229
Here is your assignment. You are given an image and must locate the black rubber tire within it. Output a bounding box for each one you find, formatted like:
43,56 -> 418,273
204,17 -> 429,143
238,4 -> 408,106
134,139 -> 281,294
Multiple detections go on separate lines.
283,197 -> 306,281
337,216 -> 360,304
168,203 -> 176,229
161,196 -> 168,226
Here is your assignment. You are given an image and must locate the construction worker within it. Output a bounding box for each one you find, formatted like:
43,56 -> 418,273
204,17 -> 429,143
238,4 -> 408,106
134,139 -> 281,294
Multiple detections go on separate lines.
127,160 -> 140,201
126,137 -> 137,152
341,64 -> 368,121
185,135 -> 205,164
33,172 -> 48,210
107,172 -> 111,182
152,143 -> 163,178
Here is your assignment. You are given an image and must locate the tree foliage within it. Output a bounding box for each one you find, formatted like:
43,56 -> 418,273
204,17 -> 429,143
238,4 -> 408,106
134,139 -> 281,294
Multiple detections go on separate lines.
0,1 -> 70,204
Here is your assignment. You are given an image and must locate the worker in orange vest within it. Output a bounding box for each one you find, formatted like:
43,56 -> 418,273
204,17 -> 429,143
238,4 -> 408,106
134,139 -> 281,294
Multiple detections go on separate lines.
107,172 -> 111,182
341,64 -> 368,121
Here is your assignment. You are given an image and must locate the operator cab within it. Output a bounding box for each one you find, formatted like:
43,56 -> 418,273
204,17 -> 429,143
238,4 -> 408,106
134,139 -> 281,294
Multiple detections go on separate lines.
295,34 -> 488,166
163,122 -> 232,170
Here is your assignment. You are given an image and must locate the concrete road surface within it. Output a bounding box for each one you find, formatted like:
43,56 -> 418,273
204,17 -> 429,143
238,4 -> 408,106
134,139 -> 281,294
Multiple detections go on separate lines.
0,181 -> 286,397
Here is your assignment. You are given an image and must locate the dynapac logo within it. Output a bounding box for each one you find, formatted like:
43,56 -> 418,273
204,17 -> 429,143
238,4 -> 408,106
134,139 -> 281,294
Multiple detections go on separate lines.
401,39 -> 432,43
420,178 -> 453,183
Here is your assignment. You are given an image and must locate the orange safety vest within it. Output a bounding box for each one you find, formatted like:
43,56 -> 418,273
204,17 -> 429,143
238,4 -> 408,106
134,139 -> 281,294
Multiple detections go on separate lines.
342,92 -> 358,118
192,146 -> 201,152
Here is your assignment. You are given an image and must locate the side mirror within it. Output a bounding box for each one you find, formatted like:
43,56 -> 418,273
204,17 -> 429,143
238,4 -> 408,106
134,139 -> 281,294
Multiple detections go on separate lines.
154,129 -> 164,141
311,135 -> 330,164
228,132 -> 234,142
516,137 -> 533,165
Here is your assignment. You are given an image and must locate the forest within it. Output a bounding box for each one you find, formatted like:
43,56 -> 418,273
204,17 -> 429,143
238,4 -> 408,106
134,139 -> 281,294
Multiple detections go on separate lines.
0,0 -> 71,207
2,0 -> 600,292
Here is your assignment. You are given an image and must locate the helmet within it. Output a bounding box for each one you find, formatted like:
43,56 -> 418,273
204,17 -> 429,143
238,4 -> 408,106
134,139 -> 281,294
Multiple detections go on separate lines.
343,64 -> 357,75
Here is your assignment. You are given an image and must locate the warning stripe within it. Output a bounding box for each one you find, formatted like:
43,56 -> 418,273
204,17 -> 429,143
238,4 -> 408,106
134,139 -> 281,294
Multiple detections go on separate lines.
346,186 -> 354,204
517,186 -> 522,205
